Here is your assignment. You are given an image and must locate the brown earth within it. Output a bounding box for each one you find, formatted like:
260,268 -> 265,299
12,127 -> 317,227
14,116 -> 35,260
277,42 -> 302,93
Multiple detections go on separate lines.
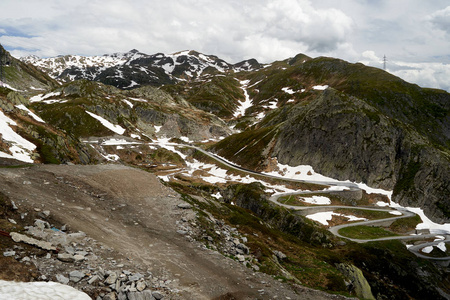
0,162 -> 352,299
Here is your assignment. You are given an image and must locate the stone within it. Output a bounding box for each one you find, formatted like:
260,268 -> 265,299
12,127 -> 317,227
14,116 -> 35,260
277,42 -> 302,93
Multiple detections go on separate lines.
152,291 -> 164,299
236,255 -> 245,262
136,279 -> 146,291
69,270 -> 85,283
236,243 -> 249,254
73,254 -> 85,261
56,274 -> 69,284
176,230 -> 188,235
129,273 -> 144,281
3,251 -> 15,257
88,275 -> 100,285
34,219 -> 50,230
11,200 -> 18,210
104,292 -> 117,300
57,253 -> 75,263
177,203 -> 192,209
273,250 -> 287,260
117,292 -> 127,300
337,263 -> 375,300
10,232 -> 57,251
68,232 -> 86,240
106,272 -> 118,285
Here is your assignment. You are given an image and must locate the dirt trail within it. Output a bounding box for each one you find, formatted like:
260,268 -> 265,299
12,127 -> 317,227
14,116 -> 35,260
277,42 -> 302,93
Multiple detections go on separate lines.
0,163 -> 349,299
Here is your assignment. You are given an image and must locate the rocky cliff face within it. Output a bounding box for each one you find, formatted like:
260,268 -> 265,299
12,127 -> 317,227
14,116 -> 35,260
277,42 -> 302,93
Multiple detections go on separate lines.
1,45 -> 57,93
271,89 -> 450,222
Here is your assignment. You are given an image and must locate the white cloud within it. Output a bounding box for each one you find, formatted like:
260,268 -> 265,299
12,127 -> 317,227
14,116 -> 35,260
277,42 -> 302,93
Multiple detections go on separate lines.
391,62 -> 450,92
428,6 -> 450,35
362,50 -> 380,62
0,0 -> 354,62
0,0 -> 449,91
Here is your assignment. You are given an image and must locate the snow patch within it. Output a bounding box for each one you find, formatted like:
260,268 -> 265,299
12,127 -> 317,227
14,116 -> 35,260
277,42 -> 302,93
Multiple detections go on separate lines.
211,192 -> 222,199
100,138 -> 141,146
234,80 -> 253,118
0,280 -> 91,300
281,87 -> 295,94
301,196 -> 331,205
422,246 -> 433,254
0,110 -> 36,163
306,211 -> 367,226
29,92 -> 61,103
312,85 -> 329,90
122,99 -> 133,108
15,105 -> 45,123
85,111 -> 126,135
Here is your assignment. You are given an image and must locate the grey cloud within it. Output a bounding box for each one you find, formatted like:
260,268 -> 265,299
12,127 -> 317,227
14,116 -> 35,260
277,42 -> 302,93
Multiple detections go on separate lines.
428,6 -> 450,34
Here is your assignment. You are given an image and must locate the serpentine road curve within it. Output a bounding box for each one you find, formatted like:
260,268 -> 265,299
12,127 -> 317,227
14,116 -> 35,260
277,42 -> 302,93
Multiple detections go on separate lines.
154,142 -> 450,260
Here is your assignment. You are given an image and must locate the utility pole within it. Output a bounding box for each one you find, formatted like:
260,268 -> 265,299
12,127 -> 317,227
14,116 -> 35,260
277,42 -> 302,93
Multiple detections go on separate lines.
383,55 -> 387,71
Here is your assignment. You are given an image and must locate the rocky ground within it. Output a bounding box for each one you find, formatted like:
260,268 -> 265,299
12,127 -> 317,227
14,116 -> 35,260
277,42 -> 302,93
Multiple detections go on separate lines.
0,160 -> 353,299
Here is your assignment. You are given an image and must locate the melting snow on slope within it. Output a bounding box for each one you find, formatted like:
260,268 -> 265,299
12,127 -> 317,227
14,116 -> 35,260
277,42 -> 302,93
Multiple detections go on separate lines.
301,196 -> 331,205
85,111 -> 126,135
281,87 -> 295,94
390,204 -> 450,235
100,138 -> 141,146
234,80 -> 253,118
312,85 -> 329,90
0,82 -> 18,91
262,100 -> 278,109
422,246 -> 434,254
263,163 -> 341,183
29,92 -> 61,102
15,105 -> 45,123
0,280 -> 90,300
0,110 -> 36,163
122,99 -> 133,108
306,211 -> 367,226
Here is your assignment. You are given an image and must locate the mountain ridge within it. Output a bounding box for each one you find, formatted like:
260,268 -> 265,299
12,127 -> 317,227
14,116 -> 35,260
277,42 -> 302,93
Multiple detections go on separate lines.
20,49 -> 264,89
1,44 -> 450,299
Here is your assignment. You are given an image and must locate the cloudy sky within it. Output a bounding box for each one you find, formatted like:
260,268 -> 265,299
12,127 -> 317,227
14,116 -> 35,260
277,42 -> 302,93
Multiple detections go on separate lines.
1,0 -> 450,91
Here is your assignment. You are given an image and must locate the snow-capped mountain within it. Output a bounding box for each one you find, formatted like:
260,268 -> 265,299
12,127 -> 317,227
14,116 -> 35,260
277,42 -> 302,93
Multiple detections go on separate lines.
21,50 -> 263,89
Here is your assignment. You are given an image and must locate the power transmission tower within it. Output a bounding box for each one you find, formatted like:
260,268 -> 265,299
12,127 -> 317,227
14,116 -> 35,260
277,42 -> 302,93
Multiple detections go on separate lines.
383,55 -> 387,71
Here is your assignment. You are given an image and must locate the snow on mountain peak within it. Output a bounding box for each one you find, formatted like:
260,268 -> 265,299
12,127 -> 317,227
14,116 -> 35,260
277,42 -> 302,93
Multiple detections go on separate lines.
21,50 -> 262,88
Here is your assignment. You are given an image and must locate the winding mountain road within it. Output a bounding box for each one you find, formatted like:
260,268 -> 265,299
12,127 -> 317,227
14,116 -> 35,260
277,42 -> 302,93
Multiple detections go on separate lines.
154,141 -> 450,260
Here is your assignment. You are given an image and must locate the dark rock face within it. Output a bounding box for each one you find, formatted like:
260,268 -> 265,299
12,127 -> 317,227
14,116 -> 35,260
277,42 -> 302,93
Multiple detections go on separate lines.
273,89 -> 402,189
271,89 -> 450,222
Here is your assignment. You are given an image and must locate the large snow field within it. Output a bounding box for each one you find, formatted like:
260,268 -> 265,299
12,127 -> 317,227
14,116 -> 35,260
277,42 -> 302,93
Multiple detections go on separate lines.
0,280 -> 91,300
0,110 -> 36,163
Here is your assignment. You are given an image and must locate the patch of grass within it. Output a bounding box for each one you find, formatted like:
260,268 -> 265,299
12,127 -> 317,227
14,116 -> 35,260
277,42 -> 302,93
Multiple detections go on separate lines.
389,215 -> 421,233
334,208 -> 394,220
211,125 -> 278,171
338,225 -> 398,239
278,195 -> 305,206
